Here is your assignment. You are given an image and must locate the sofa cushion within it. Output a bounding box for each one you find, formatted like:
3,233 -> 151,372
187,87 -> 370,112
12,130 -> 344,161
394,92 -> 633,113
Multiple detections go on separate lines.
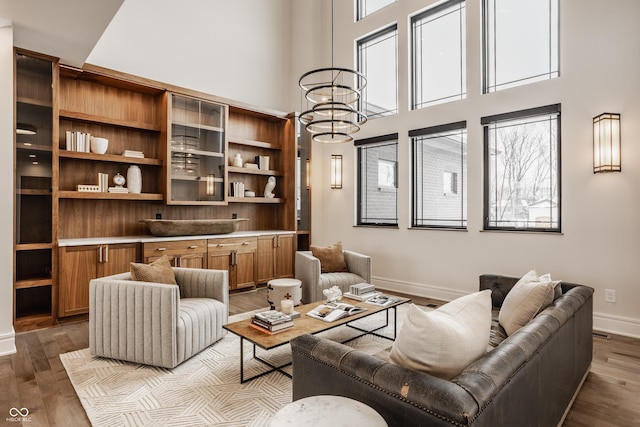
310,241 -> 348,273
130,255 -> 177,285
389,290 -> 492,380
498,269 -> 558,336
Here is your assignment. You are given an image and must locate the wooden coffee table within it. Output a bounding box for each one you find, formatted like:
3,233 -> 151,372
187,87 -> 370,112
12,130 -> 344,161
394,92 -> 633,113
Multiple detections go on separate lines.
223,296 -> 410,383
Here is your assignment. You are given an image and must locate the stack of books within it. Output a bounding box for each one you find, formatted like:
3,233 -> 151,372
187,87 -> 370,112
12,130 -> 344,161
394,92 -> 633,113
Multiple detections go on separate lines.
343,283 -> 381,301
123,150 -> 144,158
250,310 -> 294,334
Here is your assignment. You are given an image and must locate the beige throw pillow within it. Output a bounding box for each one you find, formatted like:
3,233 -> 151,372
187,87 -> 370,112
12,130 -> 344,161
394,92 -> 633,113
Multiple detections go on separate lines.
310,241 -> 348,273
130,255 -> 177,285
498,270 -> 556,336
389,290 -> 492,380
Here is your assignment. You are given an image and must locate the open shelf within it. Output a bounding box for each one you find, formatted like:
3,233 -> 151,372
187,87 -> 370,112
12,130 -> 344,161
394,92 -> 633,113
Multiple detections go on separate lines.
60,109 -> 162,132
228,137 -> 281,150
58,191 -> 164,200
227,166 -> 283,176
172,121 -> 224,133
59,150 -> 162,165
17,96 -> 52,108
170,146 -> 225,158
228,197 -> 284,204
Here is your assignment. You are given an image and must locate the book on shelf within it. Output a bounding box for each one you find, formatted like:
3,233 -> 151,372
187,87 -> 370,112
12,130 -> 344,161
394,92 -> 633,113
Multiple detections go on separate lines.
108,187 -> 129,193
349,283 -> 376,295
123,150 -> 145,158
343,291 -> 382,301
249,322 -> 293,335
365,294 -> 399,307
65,130 -> 91,153
255,155 -> 270,171
306,302 -> 367,323
229,182 -> 245,197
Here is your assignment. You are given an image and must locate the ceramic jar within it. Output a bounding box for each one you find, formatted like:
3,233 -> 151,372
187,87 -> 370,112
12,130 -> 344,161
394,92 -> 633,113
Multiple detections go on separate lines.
127,165 -> 142,194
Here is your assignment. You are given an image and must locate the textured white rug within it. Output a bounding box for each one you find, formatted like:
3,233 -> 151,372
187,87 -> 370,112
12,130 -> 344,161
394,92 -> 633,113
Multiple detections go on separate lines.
60,304 -> 413,427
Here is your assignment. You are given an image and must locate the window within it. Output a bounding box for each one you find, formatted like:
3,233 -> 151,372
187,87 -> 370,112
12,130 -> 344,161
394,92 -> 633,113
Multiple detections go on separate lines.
483,104 -> 561,231
357,25 -> 398,119
356,134 -> 398,226
411,122 -> 467,229
357,0 -> 396,21
483,0 -> 559,93
411,0 -> 466,109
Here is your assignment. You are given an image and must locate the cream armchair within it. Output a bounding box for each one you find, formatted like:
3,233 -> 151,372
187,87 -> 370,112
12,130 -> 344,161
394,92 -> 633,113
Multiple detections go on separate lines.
89,267 -> 228,369
295,250 -> 372,303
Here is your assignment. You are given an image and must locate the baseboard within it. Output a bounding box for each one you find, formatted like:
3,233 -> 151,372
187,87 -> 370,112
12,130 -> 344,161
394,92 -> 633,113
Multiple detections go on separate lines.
372,276 -> 466,303
593,312 -> 640,339
0,328 -> 16,356
374,276 -> 640,339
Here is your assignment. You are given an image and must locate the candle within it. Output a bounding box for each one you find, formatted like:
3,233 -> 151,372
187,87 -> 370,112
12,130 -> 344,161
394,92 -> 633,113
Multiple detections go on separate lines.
281,299 -> 294,315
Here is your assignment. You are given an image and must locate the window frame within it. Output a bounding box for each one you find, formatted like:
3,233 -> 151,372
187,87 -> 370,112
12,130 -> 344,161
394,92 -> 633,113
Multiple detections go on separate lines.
356,133 -> 399,227
482,104 -> 562,232
482,0 -> 559,93
410,121 -> 467,230
356,0 -> 396,21
411,0 -> 467,110
357,24 -> 399,120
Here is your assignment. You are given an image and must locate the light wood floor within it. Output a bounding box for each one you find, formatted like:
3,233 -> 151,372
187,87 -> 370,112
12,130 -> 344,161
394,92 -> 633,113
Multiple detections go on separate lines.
0,287 -> 637,426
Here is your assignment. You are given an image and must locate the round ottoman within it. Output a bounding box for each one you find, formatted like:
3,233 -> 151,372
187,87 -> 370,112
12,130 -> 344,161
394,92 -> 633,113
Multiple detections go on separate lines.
267,278 -> 302,309
268,395 -> 387,427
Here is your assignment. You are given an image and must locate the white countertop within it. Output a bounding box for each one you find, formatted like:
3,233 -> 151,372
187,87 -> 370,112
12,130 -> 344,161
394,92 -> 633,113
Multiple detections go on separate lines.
59,230 -> 296,247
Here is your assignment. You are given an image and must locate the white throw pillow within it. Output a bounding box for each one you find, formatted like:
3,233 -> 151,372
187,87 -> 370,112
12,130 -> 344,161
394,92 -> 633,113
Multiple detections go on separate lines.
389,290 -> 492,380
498,270 -> 556,336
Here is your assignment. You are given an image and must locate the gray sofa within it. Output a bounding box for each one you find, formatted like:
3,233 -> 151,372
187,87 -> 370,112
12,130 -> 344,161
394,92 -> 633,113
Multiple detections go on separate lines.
89,267 -> 228,369
295,250 -> 371,303
291,274 -> 594,426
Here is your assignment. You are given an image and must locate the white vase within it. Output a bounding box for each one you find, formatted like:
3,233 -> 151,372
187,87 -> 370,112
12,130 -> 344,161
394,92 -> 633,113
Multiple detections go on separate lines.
127,165 -> 142,194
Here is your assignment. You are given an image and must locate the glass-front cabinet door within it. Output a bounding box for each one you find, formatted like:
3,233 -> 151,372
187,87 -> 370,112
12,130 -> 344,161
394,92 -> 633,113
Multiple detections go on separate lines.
168,94 -> 227,204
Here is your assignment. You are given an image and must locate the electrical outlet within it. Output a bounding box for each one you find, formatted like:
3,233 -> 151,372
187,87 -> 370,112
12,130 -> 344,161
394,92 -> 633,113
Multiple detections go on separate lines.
604,289 -> 616,303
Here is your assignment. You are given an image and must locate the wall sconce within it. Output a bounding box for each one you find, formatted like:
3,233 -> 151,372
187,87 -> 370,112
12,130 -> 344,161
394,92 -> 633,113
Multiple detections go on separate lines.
330,155 -> 342,189
593,113 -> 621,173
305,159 -> 310,190
199,174 -> 216,199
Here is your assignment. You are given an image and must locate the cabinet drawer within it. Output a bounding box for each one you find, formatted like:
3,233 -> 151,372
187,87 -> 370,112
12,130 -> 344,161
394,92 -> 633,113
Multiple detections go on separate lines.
208,236 -> 257,253
144,239 -> 207,258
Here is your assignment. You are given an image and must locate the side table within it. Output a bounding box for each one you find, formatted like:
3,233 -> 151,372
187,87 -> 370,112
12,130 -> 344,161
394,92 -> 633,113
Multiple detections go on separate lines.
267,278 -> 302,309
268,395 -> 387,427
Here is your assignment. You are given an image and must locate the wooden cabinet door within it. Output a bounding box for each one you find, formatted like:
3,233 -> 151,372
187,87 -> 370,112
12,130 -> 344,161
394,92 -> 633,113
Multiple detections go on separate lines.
235,247 -> 257,290
178,253 -> 206,269
275,234 -> 294,278
99,243 -> 139,277
257,235 -> 276,283
59,245 -> 99,317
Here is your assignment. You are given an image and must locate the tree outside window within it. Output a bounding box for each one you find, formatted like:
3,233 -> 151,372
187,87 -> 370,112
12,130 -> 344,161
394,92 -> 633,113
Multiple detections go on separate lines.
483,105 -> 561,231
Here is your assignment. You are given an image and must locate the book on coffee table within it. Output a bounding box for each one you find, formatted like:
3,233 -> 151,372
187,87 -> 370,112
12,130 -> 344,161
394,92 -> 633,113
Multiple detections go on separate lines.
365,294 -> 399,306
307,302 -> 367,322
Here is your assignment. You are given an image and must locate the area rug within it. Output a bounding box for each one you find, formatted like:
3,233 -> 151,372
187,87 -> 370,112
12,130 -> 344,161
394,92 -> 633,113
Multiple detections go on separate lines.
60,303 -> 416,427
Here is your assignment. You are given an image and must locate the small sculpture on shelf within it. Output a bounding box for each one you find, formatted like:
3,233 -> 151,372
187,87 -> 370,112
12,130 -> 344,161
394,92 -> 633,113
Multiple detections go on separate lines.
264,176 -> 276,198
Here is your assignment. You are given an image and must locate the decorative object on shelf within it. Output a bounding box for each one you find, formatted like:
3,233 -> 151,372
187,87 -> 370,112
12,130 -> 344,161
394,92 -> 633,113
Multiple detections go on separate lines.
330,154 -> 343,189
77,184 -> 100,192
244,163 -> 259,170
127,165 -> 142,194
255,155 -> 270,170
113,173 -> 126,188
232,153 -> 243,167
98,173 -> 109,192
90,136 -> 109,154
244,190 -> 255,197
16,123 -> 37,135
142,218 -> 249,236
593,112 -> 621,173
264,176 -> 276,198
298,0 -> 367,143
322,286 -> 343,304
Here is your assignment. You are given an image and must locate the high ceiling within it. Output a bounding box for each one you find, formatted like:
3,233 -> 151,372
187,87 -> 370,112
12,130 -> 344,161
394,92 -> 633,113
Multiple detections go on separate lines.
0,0 -> 124,67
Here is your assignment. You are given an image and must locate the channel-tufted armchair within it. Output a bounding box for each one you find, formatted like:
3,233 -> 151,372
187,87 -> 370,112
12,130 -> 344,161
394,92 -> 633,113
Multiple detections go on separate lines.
295,245 -> 371,303
89,267 -> 228,369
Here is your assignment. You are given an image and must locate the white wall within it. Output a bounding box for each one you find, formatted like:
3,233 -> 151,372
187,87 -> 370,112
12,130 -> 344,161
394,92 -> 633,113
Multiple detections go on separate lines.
0,19 -> 16,356
87,0 -> 293,112
306,0 -> 640,337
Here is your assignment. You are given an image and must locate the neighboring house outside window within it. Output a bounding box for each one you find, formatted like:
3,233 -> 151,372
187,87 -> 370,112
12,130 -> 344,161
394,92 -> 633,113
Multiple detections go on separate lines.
411,121 -> 467,229
483,104 -> 561,232
356,134 -> 398,226
411,0 -> 466,109
357,25 -> 398,119
483,0 -> 559,93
